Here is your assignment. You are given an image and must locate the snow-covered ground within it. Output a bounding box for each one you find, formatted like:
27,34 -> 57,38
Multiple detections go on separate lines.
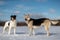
0,26 -> 60,40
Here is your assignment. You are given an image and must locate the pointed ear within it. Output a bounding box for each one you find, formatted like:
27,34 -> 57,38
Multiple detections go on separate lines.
24,14 -> 27,18
28,14 -> 29,16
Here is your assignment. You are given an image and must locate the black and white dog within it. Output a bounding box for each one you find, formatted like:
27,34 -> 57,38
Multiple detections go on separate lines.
24,14 -> 59,36
3,15 -> 17,35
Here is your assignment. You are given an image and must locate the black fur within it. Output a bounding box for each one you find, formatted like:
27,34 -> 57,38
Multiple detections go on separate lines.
8,22 -> 10,26
11,15 -> 16,20
25,18 -> 49,26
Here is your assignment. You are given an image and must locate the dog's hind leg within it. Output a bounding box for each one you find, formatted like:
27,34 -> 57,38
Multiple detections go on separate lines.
3,26 -> 7,34
3,26 -> 5,34
45,26 -> 50,36
44,20 -> 51,36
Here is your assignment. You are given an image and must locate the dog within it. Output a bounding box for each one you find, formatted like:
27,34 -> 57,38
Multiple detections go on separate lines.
3,15 -> 17,35
24,14 -> 59,36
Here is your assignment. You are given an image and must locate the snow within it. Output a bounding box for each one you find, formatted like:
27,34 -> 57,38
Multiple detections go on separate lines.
0,26 -> 60,40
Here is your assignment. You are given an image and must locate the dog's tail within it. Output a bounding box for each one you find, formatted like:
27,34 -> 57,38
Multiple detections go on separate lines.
51,20 -> 59,24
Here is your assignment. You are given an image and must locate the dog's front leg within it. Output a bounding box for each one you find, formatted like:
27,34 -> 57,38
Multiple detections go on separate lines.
8,26 -> 11,35
29,27 -> 33,36
14,27 -> 16,35
32,29 -> 35,35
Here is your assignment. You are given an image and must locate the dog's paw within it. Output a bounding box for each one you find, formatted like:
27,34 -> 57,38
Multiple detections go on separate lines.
47,33 -> 50,36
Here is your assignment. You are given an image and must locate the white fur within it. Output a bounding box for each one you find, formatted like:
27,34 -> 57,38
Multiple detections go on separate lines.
3,20 -> 16,35
51,21 -> 59,24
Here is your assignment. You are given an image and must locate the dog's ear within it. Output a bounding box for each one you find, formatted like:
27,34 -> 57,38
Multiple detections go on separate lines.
24,14 -> 28,16
24,14 -> 31,18
24,14 -> 30,16
27,14 -> 31,17
24,14 -> 31,16
24,14 -> 27,18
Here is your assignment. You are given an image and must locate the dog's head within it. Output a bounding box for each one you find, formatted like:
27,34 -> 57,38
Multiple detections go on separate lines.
24,14 -> 30,21
11,15 -> 16,21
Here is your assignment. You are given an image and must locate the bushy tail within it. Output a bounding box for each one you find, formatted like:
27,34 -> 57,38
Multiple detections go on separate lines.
51,21 -> 59,24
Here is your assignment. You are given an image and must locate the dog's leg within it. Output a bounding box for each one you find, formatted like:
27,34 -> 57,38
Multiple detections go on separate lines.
32,28 -> 35,35
44,23 -> 50,36
29,28 -> 33,36
44,20 -> 51,36
8,26 -> 11,35
45,27 -> 50,36
27,21 -> 33,36
3,26 -> 7,34
14,27 -> 16,35
29,28 -> 35,36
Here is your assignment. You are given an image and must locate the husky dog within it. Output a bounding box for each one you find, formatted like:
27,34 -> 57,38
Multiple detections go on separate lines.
3,15 -> 16,35
24,14 -> 59,36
